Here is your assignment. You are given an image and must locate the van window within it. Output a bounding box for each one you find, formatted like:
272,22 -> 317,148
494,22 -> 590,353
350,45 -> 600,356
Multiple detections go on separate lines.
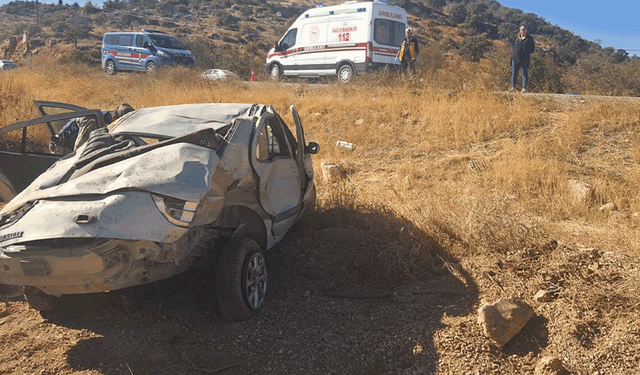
281,28 -> 297,50
148,34 -> 187,50
117,34 -> 134,47
104,34 -> 117,45
374,19 -> 405,47
135,35 -> 145,48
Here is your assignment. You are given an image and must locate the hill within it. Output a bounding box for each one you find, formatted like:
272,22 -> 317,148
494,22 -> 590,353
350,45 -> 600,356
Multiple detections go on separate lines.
2,0 -> 640,95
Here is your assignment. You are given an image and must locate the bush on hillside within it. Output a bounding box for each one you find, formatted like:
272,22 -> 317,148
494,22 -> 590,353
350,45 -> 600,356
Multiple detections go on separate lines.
459,35 -> 491,62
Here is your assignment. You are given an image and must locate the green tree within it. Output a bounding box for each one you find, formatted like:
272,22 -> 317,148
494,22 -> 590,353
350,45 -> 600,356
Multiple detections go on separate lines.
449,4 -> 467,24
459,35 -> 491,62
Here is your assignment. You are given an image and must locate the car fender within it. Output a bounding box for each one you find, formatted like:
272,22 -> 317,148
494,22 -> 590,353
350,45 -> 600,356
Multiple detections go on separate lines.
216,205 -> 269,251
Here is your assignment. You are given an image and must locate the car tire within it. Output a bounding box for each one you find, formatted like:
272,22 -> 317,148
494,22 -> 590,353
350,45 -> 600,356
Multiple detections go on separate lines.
145,61 -> 156,73
270,64 -> 282,81
337,64 -> 354,84
105,60 -> 117,75
216,237 -> 267,321
0,170 -> 16,202
23,287 -> 56,312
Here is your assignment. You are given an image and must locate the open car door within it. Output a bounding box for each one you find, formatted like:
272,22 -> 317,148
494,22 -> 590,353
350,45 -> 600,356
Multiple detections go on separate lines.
249,108 -> 305,241
0,109 -> 104,202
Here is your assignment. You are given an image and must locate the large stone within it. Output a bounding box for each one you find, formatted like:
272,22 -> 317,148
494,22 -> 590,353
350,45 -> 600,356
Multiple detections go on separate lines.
321,161 -> 345,183
534,356 -> 566,375
568,179 -> 591,202
477,297 -> 533,347
534,290 -> 552,303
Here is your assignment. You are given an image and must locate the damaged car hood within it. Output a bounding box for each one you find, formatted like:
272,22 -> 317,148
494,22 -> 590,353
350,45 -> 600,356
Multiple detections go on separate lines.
3,143 -> 219,215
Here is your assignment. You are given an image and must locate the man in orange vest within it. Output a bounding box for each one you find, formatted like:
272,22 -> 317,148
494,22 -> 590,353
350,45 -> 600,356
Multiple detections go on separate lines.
398,27 -> 419,78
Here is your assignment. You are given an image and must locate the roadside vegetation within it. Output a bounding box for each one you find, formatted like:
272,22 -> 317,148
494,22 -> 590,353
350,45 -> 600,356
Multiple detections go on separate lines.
1,39 -> 640,374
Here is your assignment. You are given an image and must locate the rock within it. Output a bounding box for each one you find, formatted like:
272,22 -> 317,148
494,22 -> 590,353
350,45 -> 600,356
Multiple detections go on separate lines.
355,118 -> 364,125
477,297 -> 533,347
568,179 -> 591,202
321,161 -> 345,183
313,227 -> 350,242
534,356 -> 565,375
534,290 -> 552,302
599,202 -> 615,212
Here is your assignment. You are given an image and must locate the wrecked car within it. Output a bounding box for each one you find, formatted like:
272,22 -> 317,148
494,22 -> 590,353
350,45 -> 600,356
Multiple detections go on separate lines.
0,102 -> 319,321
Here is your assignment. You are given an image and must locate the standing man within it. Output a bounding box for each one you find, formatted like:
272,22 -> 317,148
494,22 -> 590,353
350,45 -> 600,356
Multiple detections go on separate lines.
511,25 -> 535,92
398,27 -> 419,78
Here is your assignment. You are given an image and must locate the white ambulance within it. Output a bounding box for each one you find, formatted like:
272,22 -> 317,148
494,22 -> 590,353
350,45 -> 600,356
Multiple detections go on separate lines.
265,0 -> 407,83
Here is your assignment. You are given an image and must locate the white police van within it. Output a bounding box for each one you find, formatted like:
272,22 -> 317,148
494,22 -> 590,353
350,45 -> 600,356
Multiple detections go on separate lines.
265,0 -> 407,83
101,29 -> 195,75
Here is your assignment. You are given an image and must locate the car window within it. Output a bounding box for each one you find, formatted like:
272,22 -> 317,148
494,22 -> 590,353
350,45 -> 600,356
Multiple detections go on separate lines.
117,34 -> 133,47
104,34 -> 117,45
148,34 -> 187,50
1,123 -> 54,154
374,19 -> 405,47
256,119 -> 292,162
281,28 -> 297,50
135,35 -> 145,48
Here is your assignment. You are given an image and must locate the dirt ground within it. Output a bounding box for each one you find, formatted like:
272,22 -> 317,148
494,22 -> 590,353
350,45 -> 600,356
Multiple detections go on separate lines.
1,212 -> 639,375
1,93 -> 640,374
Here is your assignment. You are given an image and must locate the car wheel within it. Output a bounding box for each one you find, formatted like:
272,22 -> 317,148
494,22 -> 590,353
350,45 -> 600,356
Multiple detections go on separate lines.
105,60 -> 117,75
23,287 -> 56,312
270,64 -> 281,81
216,237 -> 267,321
337,64 -> 354,84
0,170 -> 16,202
145,61 -> 156,73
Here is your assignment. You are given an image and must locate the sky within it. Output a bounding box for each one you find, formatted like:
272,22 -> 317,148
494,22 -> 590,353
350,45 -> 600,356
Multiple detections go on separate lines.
496,0 -> 640,53
1,0 -> 639,53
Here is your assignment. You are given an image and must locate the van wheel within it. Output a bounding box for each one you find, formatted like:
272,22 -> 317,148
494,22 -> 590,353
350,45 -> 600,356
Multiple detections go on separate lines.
216,238 -> 267,321
105,60 -> 117,75
145,61 -> 156,73
270,64 -> 282,81
338,64 -> 354,84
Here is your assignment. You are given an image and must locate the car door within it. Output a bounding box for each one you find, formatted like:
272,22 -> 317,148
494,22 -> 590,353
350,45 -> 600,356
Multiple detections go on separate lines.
278,28 -> 298,76
250,109 -> 303,240
0,109 -> 104,202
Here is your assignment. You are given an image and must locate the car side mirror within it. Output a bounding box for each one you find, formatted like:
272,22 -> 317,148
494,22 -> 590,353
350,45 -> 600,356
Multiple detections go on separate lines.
274,42 -> 281,52
143,42 -> 150,49
305,142 -> 319,155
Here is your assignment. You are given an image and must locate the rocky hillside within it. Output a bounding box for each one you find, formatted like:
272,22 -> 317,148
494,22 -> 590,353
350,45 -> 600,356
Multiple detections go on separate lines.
2,0 -> 640,94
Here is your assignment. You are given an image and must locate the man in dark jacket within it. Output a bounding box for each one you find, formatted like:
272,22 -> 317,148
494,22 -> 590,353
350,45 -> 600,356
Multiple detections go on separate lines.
398,27 -> 419,77
511,25 -> 535,92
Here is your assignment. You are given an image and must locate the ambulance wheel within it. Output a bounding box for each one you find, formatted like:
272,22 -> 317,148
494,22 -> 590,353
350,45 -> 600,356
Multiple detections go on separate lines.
269,64 -> 282,81
337,64 -> 353,84
105,60 -> 117,75
145,61 -> 156,73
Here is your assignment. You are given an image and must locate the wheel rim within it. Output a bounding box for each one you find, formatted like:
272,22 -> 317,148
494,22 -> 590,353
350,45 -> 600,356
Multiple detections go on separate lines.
146,63 -> 156,73
106,61 -> 114,74
270,65 -> 279,80
243,252 -> 267,310
339,66 -> 352,83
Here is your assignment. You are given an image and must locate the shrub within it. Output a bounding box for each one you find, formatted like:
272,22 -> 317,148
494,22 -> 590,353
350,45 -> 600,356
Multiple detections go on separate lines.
459,35 -> 491,62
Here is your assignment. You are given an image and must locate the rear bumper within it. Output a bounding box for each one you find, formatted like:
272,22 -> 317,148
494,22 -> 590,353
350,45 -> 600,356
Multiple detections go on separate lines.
0,238 -> 191,296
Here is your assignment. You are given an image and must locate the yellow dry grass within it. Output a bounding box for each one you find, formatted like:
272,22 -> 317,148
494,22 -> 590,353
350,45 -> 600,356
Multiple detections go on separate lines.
1,67 -> 639,285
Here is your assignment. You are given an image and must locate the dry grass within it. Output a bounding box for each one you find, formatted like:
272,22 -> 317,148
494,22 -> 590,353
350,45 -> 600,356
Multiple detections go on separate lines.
1,67 -> 640,283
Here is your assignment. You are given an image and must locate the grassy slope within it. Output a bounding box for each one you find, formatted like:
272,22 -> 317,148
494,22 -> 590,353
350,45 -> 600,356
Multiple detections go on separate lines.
1,68 -> 639,373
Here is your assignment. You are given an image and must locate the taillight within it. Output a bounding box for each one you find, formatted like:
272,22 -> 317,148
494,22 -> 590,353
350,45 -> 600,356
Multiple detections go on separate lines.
366,42 -> 372,62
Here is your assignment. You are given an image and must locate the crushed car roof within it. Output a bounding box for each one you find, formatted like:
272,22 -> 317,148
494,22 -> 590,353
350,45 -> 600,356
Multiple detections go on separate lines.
110,103 -> 260,138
